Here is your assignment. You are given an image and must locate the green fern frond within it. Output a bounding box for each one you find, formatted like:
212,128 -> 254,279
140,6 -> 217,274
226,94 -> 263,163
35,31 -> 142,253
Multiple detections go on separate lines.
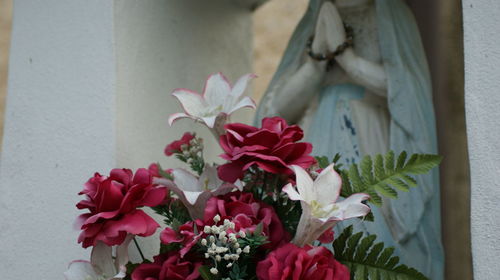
340,151 -> 442,206
333,226 -> 429,280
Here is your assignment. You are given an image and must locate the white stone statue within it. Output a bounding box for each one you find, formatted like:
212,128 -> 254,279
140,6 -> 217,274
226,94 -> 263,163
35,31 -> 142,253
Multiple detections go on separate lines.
254,0 -> 444,278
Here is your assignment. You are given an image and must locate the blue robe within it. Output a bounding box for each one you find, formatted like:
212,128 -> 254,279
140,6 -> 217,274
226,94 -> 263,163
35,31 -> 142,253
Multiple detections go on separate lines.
254,0 -> 444,279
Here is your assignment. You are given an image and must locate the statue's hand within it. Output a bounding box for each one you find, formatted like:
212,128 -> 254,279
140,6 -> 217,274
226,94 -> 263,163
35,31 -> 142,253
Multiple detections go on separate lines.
315,2 -> 346,53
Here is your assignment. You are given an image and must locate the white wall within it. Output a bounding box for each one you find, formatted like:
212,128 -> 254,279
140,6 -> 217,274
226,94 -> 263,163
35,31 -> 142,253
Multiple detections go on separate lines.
0,1 -> 254,279
462,1 -> 500,279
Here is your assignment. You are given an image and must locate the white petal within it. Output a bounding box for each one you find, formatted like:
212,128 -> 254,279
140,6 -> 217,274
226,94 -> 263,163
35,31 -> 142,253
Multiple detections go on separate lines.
203,73 -> 231,107
173,169 -> 201,192
114,235 -> 133,274
199,164 -> 223,190
183,190 -> 204,205
90,242 -> 116,277
230,73 -> 256,99
201,115 -> 218,128
64,261 -> 98,280
227,96 -> 256,115
211,182 -> 237,196
282,183 -> 303,201
172,89 -> 207,116
290,165 -> 314,202
332,193 -> 371,220
168,112 -> 191,126
314,164 -> 342,206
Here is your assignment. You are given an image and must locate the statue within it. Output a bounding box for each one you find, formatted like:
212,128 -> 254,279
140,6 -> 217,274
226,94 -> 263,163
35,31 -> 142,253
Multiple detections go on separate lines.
254,0 -> 444,279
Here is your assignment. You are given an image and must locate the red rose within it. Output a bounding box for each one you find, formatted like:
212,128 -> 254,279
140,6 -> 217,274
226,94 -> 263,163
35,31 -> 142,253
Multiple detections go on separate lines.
257,243 -> 350,280
131,251 -> 202,280
165,132 -> 195,156
76,168 -> 167,248
218,117 -> 315,182
204,191 -> 290,249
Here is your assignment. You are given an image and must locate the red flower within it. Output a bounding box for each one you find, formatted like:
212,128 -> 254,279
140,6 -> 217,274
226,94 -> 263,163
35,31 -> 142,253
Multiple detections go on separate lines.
148,163 -> 172,178
257,243 -> 350,280
165,132 -> 195,156
131,251 -> 202,280
160,220 -> 204,257
218,117 -> 315,182
76,168 -> 167,248
204,191 -> 290,249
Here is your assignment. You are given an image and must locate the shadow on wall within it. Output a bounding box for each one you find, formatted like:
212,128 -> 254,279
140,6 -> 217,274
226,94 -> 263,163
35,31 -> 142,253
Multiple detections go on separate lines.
0,0 -> 13,152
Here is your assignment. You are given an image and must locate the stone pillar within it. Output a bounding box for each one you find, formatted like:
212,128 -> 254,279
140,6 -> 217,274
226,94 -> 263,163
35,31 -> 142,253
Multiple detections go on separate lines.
462,1 -> 500,279
0,0 -> 254,279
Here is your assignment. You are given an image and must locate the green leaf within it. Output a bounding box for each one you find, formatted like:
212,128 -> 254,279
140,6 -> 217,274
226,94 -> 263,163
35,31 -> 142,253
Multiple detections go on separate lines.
333,226 -> 429,280
198,266 -> 219,280
315,156 -> 330,169
340,151 -> 442,207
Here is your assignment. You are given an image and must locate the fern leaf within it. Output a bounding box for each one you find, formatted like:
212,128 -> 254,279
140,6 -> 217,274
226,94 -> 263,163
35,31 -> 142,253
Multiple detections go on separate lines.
340,151 -> 442,207
333,226 -> 429,280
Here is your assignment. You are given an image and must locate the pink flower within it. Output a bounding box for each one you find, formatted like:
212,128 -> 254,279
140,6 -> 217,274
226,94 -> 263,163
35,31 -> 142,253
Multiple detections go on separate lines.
218,117 -> 316,183
318,227 -> 335,244
257,243 -> 350,280
76,168 -> 167,248
131,251 -> 202,280
204,191 -> 290,249
164,132 -> 195,156
148,163 -> 172,178
160,220 -> 204,257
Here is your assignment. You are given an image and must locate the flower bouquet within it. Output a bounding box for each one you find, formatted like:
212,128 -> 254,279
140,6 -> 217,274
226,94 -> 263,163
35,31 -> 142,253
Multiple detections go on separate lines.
65,73 -> 441,280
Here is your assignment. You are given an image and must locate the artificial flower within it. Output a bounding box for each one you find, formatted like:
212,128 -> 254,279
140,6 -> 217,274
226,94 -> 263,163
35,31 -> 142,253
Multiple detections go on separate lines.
76,168 -> 167,248
218,116 -> 316,183
256,243 -> 350,280
131,251 -> 202,280
283,164 -> 370,246
148,163 -> 172,178
164,132 -> 195,156
154,165 -> 237,220
160,220 -> 204,257
203,191 -> 290,249
168,72 -> 256,135
64,235 -> 133,280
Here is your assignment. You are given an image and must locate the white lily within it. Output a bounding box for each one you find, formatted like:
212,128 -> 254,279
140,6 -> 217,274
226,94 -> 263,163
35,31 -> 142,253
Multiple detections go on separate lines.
283,164 -> 371,246
168,72 -> 256,135
64,235 -> 133,280
154,165 -> 240,220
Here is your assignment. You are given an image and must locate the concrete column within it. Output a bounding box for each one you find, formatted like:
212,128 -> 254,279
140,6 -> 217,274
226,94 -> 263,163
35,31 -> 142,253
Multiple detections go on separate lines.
462,1 -> 500,279
0,1 -> 254,279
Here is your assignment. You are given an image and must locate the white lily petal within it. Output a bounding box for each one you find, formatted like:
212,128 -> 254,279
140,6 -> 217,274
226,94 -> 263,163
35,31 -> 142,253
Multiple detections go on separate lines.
333,193 -> 371,220
211,182 -> 236,196
173,169 -> 201,192
183,190 -> 203,205
227,96 -> 256,115
201,115 -> 218,128
314,164 -> 342,206
203,73 -> 231,106
64,261 -> 98,280
114,234 -> 133,275
282,183 -> 303,201
199,164 -> 223,190
90,242 -> 116,278
168,112 -> 190,126
290,165 -> 314,203
230,73 -> 256,99
172,89 -> 207,116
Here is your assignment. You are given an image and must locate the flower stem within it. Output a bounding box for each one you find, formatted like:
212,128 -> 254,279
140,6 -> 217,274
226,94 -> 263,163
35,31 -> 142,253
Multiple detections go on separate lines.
133,237 -> 145,262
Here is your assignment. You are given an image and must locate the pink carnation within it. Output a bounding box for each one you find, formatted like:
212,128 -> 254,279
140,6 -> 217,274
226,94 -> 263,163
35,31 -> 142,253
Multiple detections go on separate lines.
76,168 -> 167,248
165,132 -> 195,156
204,191 -> 290,250
160,220 -> 204,257
257,243 -> 350,280
131,251 -> 202,280
218,117 -> 315,182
